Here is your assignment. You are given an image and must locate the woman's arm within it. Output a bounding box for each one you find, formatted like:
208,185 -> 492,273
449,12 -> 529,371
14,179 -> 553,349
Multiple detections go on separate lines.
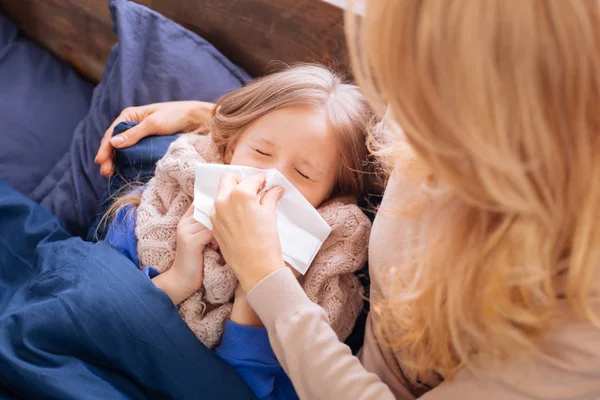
95,101 -> 215,176
246,247 -> 600,400
208,173 -> 397,399
195,149 -> 600,400
247,268 -> 396,400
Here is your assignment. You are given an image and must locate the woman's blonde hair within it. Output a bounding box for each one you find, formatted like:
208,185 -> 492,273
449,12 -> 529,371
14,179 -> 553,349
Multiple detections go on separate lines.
347,0 -> 600,377
101,64 -> 379,235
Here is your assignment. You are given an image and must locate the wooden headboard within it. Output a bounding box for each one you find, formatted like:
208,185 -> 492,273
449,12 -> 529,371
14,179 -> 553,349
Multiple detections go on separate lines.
0,0 -> 349,82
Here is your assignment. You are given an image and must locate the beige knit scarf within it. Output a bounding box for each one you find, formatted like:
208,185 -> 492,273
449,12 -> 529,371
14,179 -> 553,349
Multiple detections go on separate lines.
135,134 -> 370,348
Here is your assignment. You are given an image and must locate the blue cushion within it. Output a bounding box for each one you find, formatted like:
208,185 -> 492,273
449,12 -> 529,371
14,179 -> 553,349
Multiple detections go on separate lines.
0,13 -> 94,196
30,0 -> 250,237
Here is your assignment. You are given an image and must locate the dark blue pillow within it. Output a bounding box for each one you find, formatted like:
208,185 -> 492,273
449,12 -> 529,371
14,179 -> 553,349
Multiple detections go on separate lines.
30,0 -> 250,237
0,12 -> 94,196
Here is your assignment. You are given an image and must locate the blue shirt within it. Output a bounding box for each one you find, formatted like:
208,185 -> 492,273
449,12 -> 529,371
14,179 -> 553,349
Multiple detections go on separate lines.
104,205 -> 298,400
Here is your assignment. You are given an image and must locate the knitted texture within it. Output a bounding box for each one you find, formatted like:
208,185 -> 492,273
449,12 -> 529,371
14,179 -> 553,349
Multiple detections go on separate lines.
136,134 -> 369,347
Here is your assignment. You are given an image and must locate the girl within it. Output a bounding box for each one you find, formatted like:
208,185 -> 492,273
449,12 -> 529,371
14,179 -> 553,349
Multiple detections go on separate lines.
103,64 -> 379,399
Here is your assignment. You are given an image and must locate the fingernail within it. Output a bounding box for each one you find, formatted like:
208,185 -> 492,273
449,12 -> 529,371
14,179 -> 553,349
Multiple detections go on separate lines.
111,136 -> 125,146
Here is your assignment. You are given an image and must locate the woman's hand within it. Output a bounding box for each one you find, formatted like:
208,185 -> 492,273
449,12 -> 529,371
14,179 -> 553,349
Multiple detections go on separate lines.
95,101 -> 215,177
153,205 -> 213,305
210,173 -> 286,293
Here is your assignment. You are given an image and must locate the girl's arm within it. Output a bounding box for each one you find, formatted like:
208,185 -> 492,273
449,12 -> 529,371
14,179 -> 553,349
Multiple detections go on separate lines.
152,204 -> 213,305
104,205 -> 142,266
105,204 -> 211,306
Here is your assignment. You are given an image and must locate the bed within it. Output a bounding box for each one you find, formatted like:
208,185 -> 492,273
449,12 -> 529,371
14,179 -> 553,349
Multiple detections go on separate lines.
0,1 -> 365,398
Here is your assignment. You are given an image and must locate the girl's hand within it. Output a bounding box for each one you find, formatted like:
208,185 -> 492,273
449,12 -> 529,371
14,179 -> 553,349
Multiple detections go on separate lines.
230,285 -> 263,327
210,173 -> 286,293
95,101 -> 215,176
153,205 -> 213,305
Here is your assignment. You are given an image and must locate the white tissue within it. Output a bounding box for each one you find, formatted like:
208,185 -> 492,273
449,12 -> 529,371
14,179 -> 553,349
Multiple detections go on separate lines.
192,164 -> 332,275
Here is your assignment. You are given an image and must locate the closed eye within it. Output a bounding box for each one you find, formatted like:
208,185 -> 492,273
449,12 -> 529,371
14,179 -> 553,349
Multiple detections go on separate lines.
254,148 -> 272,157
295,168 -> 311,180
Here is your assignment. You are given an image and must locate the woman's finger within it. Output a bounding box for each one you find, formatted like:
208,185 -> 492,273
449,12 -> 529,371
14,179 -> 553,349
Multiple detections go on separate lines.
260,186 -> 285,211
97,137 -> 116,176
236,173 -> 267,196
216,173 -> 242,201
99,160 -> 115,177
184,203 -> 195,217
95,106 -> 136,165
95,114 -> 135,176
109,118 -> 155,149
95,105 -> 153,167
95,128 -> 120,167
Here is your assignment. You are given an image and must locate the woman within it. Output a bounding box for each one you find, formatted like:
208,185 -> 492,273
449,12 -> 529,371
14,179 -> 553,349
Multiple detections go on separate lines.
96,1 -> 600,398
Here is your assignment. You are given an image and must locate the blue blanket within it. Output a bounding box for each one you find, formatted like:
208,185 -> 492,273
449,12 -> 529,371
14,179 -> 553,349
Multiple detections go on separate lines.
0,178 -> 255,399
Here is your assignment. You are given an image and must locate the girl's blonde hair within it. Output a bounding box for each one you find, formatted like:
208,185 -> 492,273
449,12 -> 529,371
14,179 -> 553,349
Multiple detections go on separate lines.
347,0 -> 600,377
210,64 -> 378,200
101,65 -> 379,235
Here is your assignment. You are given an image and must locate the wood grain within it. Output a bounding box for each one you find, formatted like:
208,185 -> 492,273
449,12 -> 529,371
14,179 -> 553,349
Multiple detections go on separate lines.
0,0 -> 349,82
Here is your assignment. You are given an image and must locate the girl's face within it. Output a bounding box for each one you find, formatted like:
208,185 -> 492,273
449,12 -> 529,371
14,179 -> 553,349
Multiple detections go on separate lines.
226,106 -> 341,208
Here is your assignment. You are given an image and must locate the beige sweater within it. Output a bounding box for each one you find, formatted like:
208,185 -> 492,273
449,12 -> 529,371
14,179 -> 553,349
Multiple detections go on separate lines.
246,165 -> 600,399
135,134 -> 369,348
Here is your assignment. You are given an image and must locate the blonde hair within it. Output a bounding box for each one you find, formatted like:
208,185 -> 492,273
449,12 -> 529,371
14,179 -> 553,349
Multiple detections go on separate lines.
347,0 -> 600,377
101,65 -> 379,234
